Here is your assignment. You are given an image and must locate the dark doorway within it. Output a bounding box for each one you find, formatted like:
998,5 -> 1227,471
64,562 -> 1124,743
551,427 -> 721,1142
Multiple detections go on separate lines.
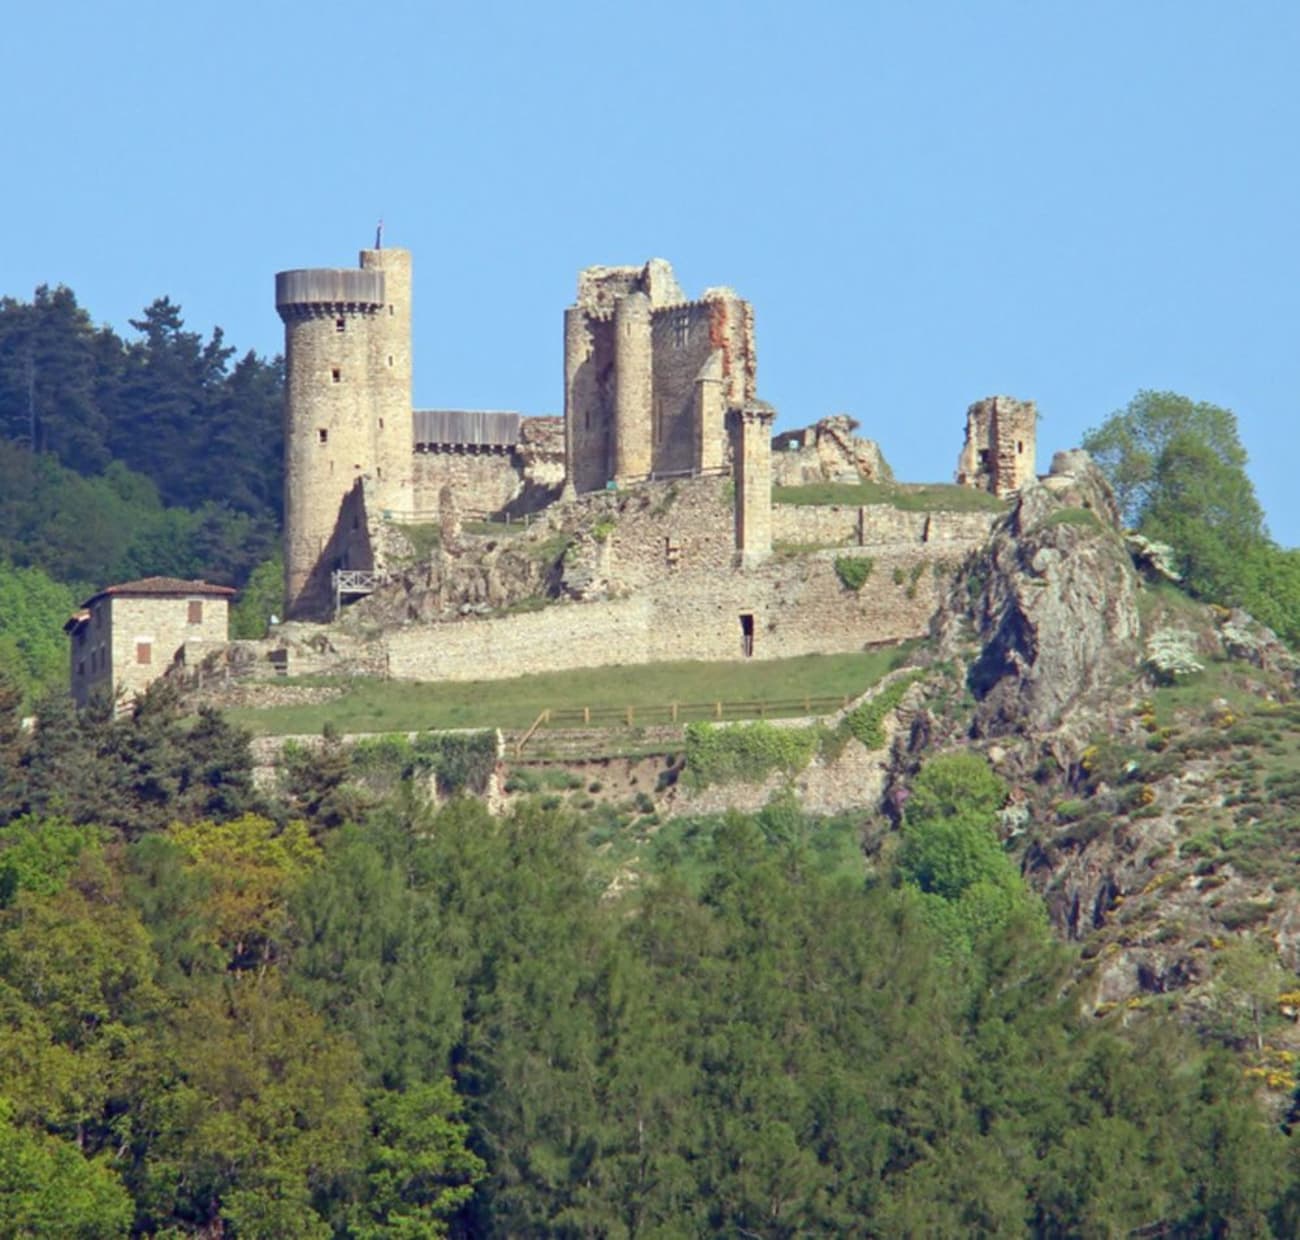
740,613 -> 755,658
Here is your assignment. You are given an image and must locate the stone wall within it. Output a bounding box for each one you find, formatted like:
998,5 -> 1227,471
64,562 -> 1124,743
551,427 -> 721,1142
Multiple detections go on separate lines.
407,416 -> 565,520
109,593 -> 230,705
600,475 -> 738,591
411,448 -> 523,517
649,301 -> 723,476
772,503 -> 999,548
385,546 -> 953,684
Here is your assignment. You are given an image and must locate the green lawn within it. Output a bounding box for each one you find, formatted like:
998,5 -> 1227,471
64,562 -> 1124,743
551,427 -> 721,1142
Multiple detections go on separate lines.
773,479 -> 1007,512
227,647 -> 914,736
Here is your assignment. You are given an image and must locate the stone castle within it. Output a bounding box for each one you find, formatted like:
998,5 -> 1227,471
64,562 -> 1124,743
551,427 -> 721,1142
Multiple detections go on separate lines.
274,245 -> 1038,642
66,245 -> 1044,705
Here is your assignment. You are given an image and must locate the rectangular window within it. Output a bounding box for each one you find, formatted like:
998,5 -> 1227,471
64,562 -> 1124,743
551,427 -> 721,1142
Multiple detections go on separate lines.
674,312 -> 690,348
318,428 -> 328,444
331,368 -> 341,383
187,600 -> 203,624
136,641 -> 152,665
335,317 -> 345,333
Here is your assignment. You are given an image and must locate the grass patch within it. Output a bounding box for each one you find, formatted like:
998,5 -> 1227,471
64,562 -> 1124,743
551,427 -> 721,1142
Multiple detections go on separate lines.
389,522 -> 441,563
773,479 -> 1006,513
228,648 -> 914,736
1039,507 -> 1102,531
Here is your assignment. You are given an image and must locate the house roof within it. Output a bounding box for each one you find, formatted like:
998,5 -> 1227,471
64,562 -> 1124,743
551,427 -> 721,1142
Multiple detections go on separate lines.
77,577 -> 238,609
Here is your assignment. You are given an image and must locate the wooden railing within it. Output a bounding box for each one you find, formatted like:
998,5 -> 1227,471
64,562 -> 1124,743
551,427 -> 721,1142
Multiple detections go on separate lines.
512,694 -> 853,756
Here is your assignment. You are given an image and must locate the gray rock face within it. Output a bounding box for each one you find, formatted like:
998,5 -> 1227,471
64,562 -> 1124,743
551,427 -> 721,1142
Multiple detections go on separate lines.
938,459 -> 1141,736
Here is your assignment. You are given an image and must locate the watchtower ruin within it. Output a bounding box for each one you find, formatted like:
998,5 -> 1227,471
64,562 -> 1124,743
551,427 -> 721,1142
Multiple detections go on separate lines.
563,259 -> 756,494
956,395 -> 1038,498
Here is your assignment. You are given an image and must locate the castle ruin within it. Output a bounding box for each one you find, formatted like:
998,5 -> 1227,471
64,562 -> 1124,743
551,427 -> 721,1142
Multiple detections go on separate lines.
275,251 -> 772,620
956,395 -> 1038,498
266,242 -> 1040,685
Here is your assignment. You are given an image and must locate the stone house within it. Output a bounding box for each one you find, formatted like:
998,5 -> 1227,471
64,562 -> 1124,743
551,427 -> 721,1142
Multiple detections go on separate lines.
65,577 -> 236,709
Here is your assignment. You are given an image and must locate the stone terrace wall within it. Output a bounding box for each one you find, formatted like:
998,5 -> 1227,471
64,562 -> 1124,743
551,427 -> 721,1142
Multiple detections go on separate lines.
385,546 -> 954,683
773,503 -> 999,548
603,475 -> 737,591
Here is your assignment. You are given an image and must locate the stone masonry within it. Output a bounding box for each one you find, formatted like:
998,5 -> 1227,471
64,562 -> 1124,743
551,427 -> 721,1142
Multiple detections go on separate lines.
956,395 -> 1038,498
563,259 -> 756,494
258,240 -> 1047,694
65,577 -> 234,709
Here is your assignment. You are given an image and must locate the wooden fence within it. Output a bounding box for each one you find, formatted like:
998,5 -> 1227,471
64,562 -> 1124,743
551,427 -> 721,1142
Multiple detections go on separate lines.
514,694 -> 852,756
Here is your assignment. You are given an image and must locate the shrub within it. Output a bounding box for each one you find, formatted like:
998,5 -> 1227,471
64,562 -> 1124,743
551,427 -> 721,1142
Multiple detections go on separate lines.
684,721 -> 818,788
840,673 -> 923,749
833,555 -> 873,591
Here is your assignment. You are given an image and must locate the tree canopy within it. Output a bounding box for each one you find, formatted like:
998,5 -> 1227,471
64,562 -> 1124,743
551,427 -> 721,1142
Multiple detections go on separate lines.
1085,390 -> 1300,646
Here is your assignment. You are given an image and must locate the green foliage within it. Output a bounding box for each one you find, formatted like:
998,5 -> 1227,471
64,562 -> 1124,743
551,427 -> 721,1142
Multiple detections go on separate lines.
683,720 -> 818,787
14,683 -> 258,834
0,817 -> 102,906
0,560 -> 75,702
590,517 -> 616,543
0,285 -> 281,596
347,1080 -> 485,1236
230,552 -> 284,639
0,1098 -> 132,1237
896,753 -> 1039,955
840,671 -> 923,749
1085,391 -> 1300,648
833,553 -> 873,590
348,729 -> 497,798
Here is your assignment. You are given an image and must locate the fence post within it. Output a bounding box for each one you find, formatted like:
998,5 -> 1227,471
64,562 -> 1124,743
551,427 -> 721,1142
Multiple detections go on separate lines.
626,706 -> 634,727
583,706 -> 590,725
715,701 -> 722,720
671,702 -> 678,723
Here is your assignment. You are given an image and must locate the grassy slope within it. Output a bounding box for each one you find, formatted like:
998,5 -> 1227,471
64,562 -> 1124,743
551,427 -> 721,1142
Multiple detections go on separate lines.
228,648 -> 908,736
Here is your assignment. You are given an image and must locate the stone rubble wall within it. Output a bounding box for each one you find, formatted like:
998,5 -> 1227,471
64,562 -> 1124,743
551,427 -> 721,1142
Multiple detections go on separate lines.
772,503 -> 998,548
385,546 -> 954,684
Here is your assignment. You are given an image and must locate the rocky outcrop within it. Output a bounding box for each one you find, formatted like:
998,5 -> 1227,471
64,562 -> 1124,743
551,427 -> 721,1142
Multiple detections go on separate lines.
936,451 -> 1141,738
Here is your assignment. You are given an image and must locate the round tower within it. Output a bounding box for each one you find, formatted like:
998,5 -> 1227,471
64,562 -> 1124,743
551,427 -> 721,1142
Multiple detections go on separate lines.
613,291 -> 653,483
275,266 -> 385,619
359,247 -> 412,515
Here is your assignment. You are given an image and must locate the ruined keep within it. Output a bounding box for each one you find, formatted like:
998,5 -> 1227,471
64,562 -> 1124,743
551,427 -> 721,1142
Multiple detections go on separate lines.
956,395 -> 1038,498
563,260 -> 756,494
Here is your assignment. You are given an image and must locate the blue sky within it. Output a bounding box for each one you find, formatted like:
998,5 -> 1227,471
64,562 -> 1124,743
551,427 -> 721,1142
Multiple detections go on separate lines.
6,1 -> 1298,544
